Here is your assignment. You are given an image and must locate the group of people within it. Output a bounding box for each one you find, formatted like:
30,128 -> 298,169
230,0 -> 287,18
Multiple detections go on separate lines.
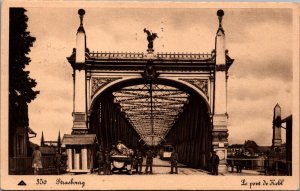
32,142 -> 223,176
134,148 -> 179,174
95,141 -> 180,175
230,159 -> 243,173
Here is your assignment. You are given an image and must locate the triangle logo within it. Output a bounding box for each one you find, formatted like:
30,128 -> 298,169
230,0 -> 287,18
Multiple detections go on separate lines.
18,180 -> 26,186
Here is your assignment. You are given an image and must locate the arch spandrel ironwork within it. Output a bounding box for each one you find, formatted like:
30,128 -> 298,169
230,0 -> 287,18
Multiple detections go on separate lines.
89,77 -> 212,114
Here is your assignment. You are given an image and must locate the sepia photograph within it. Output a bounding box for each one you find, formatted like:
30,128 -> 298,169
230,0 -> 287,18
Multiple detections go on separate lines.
1,1 -> 299,190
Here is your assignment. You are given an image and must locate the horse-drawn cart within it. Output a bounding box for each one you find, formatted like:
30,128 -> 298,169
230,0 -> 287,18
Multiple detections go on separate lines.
110,154 -> 134,174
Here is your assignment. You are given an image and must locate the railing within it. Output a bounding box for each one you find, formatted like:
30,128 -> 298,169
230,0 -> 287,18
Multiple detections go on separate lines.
227,158 -> 292,176
9,156 -> 67,175
89,51 -> 145,59
157,52 -> 212,60
88,51 -> 213,60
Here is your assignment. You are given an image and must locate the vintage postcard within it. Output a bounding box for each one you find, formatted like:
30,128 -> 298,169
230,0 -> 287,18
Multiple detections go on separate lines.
1,1 -> 299,190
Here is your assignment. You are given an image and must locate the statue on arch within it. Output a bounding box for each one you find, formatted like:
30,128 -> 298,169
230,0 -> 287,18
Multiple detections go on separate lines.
144,28 -> 158,52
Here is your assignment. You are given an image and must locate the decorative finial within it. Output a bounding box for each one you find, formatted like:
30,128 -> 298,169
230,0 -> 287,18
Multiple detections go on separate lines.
217,9 -> 224,29
144,28 -> 158,53
78,9 -> 85,26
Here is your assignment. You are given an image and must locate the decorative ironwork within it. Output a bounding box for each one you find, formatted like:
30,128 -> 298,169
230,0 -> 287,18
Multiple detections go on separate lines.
87,51 -> 215,61
113,83 -> 189,145
141,61 -> 159,81
216,64 -> 227,71
91,77 -> 121,97
157,52 -> 212,60
89,51 -> 145,59
180,79 -> 208,97
74,63 -> 85,70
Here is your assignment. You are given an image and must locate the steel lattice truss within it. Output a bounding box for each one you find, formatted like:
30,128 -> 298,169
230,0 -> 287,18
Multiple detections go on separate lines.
113,83 -> 189,146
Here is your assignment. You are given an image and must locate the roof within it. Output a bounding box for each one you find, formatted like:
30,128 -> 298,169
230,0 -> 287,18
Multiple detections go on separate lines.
229,144 -> 244,148
40,146 -> 57,155
257,146 -> 271,153
27,126 -> 36,135
282,115 -> 292,123
62,134 -> 97,145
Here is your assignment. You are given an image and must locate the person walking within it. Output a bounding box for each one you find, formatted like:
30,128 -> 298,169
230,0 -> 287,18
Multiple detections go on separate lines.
264,155 -> 269,175
53,149 -> 61,175
145,149 -> 153,174
32,146 -> 42,175
104,149 -> 111,175
230,159 -> 235,173
96,147 -> 105,175
136,149 -> 143,174
170,150 -> 178,174
236,159 -> 243,173
210,151 -> 220,175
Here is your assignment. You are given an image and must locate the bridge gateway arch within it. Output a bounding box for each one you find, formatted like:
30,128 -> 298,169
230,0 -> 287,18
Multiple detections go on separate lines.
62,9 -> 234,173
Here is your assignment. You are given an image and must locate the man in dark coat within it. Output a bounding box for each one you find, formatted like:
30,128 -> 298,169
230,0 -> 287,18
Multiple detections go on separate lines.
210,151 -> 220,175
135,149 -> 143,173
170,150 -> 178,174
104,149 -> 111,175
96,147 -> 105,175
236,159 -> 243,173
264,155 -> 269,175
53,149 -> 61,175
145,149 -> 153,174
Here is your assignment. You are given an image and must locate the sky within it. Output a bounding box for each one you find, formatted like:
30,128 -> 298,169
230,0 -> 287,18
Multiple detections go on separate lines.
23,5 -> 293,146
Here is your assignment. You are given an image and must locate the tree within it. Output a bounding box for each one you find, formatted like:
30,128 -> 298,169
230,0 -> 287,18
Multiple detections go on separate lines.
9,8 -> 39,157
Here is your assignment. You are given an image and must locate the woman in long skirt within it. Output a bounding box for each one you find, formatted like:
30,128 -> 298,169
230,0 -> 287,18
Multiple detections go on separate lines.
32,146 -> 42,175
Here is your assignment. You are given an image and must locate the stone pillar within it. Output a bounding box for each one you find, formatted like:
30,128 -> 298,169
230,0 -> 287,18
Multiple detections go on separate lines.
86,73 -> 91,129
72,9 -> 87,133
213,10 -> 229,173
81,147 -> 88,170
209,69 -> 215,111
74,150 -> 80,170
67,148 -> 73,171
86,73 -> 91,111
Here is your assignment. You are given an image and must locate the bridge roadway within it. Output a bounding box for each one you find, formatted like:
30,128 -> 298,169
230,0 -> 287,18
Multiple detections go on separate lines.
122,157 -> 263,176
70,156 -> 263,176
88,156 -> 264,176
136,156 -> 210,175
88,156 -> 210,175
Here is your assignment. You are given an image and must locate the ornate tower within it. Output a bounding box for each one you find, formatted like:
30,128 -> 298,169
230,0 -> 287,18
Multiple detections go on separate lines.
212,9 -> 230,173
72,9 -> 88,134
57,131 -> 62,148
40,131 -> 45,146
62,9 -> 97,173
272,103 -> 282,149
